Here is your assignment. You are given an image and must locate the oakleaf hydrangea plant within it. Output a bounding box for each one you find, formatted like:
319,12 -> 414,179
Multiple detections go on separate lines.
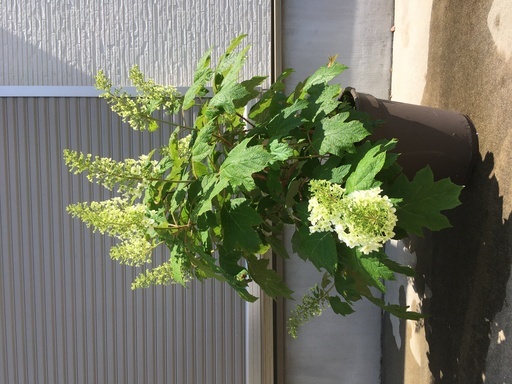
64,35 -> 463,338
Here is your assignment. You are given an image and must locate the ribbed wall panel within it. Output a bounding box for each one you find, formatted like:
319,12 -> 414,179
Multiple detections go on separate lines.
0,0 -> 271,87
0,97 -> 247,384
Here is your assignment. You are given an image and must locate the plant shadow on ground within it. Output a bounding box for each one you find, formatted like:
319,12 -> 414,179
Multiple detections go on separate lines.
410,0 -> 512,381
410,152 -> 512,383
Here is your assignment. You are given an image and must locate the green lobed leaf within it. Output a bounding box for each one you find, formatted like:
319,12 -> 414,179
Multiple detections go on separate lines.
336,246 -> 385,298
380,256 -> 416,277
197,266 -> 257,305
264,168 -> 285,202
144,181 -> 175,208
227,281 -> 258,303
292,226 -> 338,274
345,144 -> 386,193
333,266 -> 365,302
301,83 -> 342,124
311,112 -> 371,156
269,140 -> 294,162
218,247 -> 246,276
191,243 -> 258,303
313,156 -> 351,184
168,245 -> 192,286
214,35 -> 249,89
330,165 -> 352,184
365,295 -> 425,320
209,37 -> 255,114
220,199 -> 263,253
357,252 -> 396,293
183,48 -> 213,110
219,138 -> 274,190
266,99 -> 307,139
186,241 -> 228,281
246,254 -> 293,299
232,286 -> 259,302
390,167 -> 463,236
192,175 -> 229,219
298,62 -> 348,96
191,119 -> 217,164
264,235 -> 290,259
249,68 -> 294,123
222,34 -> 248,57
219,44 -> 251,87
328,296 -> 355,316
209,82 -> 251,115
233,76 -> 268,109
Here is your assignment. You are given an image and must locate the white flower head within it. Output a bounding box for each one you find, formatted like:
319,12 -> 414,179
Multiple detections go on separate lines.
307,180 -> 345,233
177,134 -> 192,158
336,187 -> 397,254
307,180 -> 397,254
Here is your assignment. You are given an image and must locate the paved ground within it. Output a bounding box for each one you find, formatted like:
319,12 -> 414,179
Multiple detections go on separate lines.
391,0 -> 512,382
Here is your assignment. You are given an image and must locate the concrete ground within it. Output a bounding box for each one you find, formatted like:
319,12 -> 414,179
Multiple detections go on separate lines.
389,0 -> 512,383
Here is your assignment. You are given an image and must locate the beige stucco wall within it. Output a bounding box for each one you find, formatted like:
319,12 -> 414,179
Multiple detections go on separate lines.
0,0 -> 271,87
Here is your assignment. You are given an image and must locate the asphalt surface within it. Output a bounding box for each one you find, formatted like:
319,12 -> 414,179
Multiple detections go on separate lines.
408,0 -> 512,382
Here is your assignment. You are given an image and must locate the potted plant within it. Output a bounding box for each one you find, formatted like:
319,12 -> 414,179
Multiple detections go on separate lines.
64,35 -> 469,338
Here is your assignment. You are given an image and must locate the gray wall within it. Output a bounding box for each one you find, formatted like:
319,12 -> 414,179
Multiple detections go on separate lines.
281,0 -> 394,98
0,0 -> 272,87
279,1 -> 394,383
0,1 -> 273,379
0,97 -> 247,384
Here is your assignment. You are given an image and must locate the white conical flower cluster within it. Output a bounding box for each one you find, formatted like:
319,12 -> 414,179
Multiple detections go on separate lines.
308,180 -> 397,254
63,149 -> 163,199
67,198 -> 159,266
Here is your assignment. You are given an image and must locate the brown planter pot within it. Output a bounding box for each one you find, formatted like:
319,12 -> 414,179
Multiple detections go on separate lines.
342,88 -> 479,185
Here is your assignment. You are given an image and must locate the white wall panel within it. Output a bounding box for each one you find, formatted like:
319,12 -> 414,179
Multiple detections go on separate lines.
0,97 -> 247,384
281,0 -> 394,99
0,0 -> 271,87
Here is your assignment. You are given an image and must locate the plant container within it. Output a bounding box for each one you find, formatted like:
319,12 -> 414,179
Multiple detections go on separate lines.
342,87 -> 479,185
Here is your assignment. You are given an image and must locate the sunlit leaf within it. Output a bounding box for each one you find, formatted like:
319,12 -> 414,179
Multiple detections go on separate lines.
390,167 -> 463,235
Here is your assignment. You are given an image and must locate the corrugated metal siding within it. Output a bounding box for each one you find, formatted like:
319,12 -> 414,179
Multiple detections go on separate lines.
0,97 -> 247,384
0,0 -> 271,87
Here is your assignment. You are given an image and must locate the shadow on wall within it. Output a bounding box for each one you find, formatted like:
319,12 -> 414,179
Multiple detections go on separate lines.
416,0 -> 512,382
0,28 -> 93,86
410,153 -> 511,383
380,153 -> 511,384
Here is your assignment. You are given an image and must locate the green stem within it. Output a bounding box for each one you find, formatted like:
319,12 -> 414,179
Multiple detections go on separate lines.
128,175 -> 193,184
236,112 -> 256,128
154,223 -> 191,230
146,115 -> 199,132
97,170 -> 194,185
288,155 -> 328,161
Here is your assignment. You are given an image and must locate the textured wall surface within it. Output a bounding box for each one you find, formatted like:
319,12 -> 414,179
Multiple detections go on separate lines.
0,97 -> 247,384
0,0 -> 271,86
